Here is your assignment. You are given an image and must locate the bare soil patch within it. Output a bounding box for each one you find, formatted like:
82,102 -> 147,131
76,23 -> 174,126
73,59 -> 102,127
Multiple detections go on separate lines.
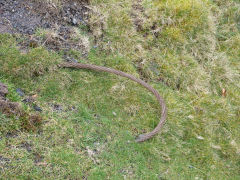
0,0 -> 90,58
0,0 -> 89,35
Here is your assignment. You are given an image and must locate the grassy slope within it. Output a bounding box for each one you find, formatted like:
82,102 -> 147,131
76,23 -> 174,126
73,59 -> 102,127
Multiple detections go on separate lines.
0,0 -> 240,179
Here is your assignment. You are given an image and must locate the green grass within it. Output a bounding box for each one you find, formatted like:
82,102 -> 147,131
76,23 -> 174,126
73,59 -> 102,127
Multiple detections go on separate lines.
0,0 -> 240,179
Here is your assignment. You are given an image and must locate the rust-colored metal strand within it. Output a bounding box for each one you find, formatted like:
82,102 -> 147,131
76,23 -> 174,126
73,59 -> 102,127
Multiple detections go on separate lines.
60,62 -> 167,142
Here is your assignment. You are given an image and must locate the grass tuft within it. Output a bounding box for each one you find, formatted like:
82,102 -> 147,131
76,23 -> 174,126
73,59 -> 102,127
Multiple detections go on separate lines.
0,0 -> 239,179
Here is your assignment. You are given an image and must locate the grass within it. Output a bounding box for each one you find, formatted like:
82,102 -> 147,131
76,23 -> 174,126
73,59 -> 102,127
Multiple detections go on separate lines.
0,0 -> 240,179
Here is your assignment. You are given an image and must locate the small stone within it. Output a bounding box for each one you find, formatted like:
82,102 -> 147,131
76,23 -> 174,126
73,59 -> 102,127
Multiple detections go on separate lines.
188,115 -> 194,119
72,18 -> 78,25
64,56 -> 78,63
33,105 -> 42,112
53,104 -> 63,112
188,165 -> 194,169
196,136 -> 204,140
16,88 -> 25,97
211,144 -> 221,150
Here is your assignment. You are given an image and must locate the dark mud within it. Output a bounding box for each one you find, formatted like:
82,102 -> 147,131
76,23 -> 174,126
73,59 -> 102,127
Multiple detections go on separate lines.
0,0 -> 89,35
0,0 -> 90,58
